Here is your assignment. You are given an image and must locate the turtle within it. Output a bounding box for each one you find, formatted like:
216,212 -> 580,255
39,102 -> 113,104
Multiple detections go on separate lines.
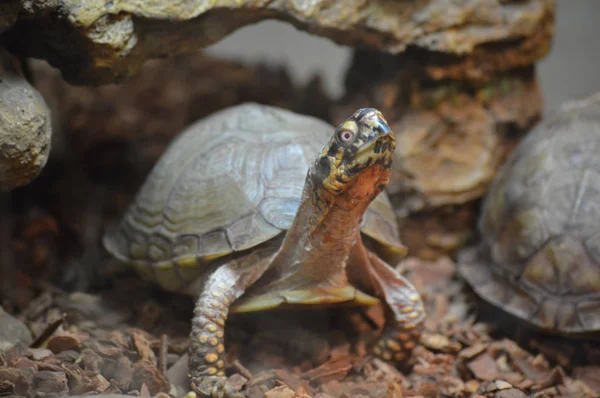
458,92 -> 600,335
103,103 -> 426,397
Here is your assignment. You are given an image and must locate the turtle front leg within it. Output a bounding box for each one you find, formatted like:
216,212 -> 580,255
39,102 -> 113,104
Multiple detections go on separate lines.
348,240 -> 426,365
188,250 -> 275,398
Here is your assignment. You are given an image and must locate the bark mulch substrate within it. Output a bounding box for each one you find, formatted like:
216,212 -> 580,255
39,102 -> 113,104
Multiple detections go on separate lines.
1,255 -> 599,398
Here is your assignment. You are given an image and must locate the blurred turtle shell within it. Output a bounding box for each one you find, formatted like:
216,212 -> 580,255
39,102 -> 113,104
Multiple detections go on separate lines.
459,92 -> 600,334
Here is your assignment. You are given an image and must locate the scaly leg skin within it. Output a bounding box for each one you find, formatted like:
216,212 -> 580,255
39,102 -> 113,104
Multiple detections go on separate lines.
188,250 -> 275,398
348,240 -> 426,365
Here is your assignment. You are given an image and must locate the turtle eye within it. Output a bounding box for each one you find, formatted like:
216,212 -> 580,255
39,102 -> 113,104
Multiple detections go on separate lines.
339,130 -> 354,143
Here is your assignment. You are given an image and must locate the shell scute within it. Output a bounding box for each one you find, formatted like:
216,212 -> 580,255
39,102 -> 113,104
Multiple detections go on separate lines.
173,234 -> 200,259
226,211 -> 281,252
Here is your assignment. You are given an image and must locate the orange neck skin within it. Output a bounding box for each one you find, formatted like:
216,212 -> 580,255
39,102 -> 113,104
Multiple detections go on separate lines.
267,163 -> 391,289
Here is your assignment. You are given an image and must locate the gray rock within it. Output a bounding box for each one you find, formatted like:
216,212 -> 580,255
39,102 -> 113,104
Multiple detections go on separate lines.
0,306 -> 33,353
0,48 -> 52,191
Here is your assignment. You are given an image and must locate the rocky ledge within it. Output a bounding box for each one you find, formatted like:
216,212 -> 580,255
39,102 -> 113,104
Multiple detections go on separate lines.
2,0 -> 554,84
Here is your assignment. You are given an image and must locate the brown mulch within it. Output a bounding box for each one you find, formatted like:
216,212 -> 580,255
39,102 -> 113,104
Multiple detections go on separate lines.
0,54 -> 599,398
1,256 -> 598,398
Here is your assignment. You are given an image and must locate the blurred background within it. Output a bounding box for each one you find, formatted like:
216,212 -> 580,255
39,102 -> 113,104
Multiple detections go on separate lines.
206,1 -> 600,114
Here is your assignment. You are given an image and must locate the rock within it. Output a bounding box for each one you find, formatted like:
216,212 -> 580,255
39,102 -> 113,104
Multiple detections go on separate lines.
2,0 -> 554,84
0,306 -> 33,353
0,48 -> 52,191
335,54 -> 542,259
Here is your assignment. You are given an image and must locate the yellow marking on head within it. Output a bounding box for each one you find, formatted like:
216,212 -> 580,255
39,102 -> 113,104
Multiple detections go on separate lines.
394,352 -> 406,361
341,120 -> 358,133
403,323 -> 416,330
373,346 -> 382,356
175,257 -> 197,267
216,283 -> 227,290
323,177 -> 344,192
397,333 -> 411,341
409,312 -> 420,319
205,353 -> 218,364
222,296 -> 230,305
206,324 -> 218,333
216,317 -> 225,327
210,290 -> 222,298
402,306 -> 414,314
334,150 -> 343,167
208,337 -> 218,346
375,110 -> 387,125
198,334 -> 208,344
404,341 -> 416,350
217,371 -> 225,377
217,331 -> 224,338
386,340 -> 401,352
206,366 -> 217,375
217,360 -> 225,369
217,344 -> 225,354
382,351 -> 392,361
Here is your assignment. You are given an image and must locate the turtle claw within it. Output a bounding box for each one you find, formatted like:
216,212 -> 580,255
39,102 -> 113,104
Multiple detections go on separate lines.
348,241 -> 426,365
365,252 -> 426,364
191,375 -> 245,398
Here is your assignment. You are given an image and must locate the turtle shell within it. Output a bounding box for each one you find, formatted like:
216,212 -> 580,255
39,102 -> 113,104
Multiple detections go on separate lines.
459,93 -> 600,334
103,103 -> 404,292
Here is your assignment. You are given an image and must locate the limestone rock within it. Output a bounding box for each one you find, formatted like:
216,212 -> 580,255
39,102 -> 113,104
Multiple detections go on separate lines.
3,0 -> 554,84
0,49 -> 52,191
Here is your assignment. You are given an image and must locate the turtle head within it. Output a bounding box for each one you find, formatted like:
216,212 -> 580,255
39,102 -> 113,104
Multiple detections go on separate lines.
313,108 -> 396,196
